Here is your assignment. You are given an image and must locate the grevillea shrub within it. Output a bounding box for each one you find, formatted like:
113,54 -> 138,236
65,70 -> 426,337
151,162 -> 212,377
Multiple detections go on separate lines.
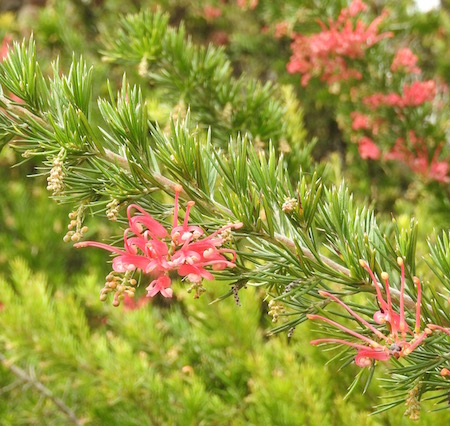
0,2 -> 449,423
286,0 -> 450,184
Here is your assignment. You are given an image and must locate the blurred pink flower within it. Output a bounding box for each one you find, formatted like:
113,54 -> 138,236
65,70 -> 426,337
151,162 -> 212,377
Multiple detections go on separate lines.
122,293 -> 150,311
274,21 -> 290,39
210,31 -> 229,46
385,133 -> 450,182
350,111 -> 370,130
204,5 -> 222,20
401,80 -> 436,106
358,136 -> 381,159
391,48 -> 421,74
236,0 -> 258,10
0,34 -> 12,61
287,1 -> 392,86
363,80 -> 436,109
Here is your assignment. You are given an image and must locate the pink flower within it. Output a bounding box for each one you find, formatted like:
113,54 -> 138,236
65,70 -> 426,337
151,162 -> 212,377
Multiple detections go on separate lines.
384,134 -> 450,183
348,0 -> 367,17
0,34 -> 12,61
274,21 -> 290,39
287,2 -> 392,87
146,275 -> 173,298
429,160 -> 450,183
385,93 -> 403,106
350,111 -> 370,130
401,80 -> 436,106
0,35 -> 23,104
75,185 -> 242,304
362,80 -> 436,110
122,293 -> 150,311
358,136 -> 381,160
391,48 -> 421,74
309,258 -> 433,367
204,5 -> 222,20
210,31 -> 229,46
236,0 -> 258,10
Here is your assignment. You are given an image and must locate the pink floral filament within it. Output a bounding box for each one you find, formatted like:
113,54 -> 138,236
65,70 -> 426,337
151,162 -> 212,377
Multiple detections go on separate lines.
309,259 -> 432,368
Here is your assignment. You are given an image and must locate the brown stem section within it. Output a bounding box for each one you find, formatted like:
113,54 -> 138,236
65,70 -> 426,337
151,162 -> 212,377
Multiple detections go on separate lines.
0,352 -> 82,425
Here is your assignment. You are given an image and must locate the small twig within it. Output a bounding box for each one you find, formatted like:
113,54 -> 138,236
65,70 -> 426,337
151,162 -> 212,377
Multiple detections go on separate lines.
0,353 -> 82,426
103,148 -> 179,194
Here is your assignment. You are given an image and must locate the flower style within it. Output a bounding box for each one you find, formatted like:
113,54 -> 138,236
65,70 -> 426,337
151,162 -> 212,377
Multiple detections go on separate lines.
75,185 -> 242,304
308,258 -> 432,367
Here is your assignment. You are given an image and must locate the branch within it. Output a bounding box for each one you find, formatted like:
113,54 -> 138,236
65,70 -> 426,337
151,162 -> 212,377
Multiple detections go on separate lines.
102,149 -> 418,309
0,352 -> 82,426
0,97 -> 421,311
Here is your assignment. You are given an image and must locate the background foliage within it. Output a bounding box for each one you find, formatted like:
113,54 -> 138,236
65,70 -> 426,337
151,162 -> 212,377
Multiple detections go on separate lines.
0,0 -> 449,424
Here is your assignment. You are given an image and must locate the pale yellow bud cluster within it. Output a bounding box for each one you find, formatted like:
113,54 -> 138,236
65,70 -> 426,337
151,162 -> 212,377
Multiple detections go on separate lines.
278,139 -> 291,154
282,197 -> 298,213
187,282 -> 206,299
219,226 -> 233,244
22,150 -> 37,158
138,55 -> 149,77
46,153 -> 65,196
63,206 -> 88,242
253,136 -> 265,152
268,299 -> 285,323
404,383 -> 421,421
221,102 -> 233,123
101,271 -> 137,307
106,199 -> 120,221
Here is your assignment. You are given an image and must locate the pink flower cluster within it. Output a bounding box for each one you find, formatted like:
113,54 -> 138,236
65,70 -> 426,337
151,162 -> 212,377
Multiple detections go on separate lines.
358,136 -> 381,160
122,293 -> 150,311
348,79 -> 448,181
350,111 -> 370,130
75,186 -> 242,300
0,34 -> 12,60
236,0 -> 258,10
363,80 -> 436,109
391,48 -> 421,74
0,35 -> 23,104
204,5 -> 222,21
287,0 -> 392,86
385,132 -> 450,183
309,258 -> 448,367
274,21 -> 291,39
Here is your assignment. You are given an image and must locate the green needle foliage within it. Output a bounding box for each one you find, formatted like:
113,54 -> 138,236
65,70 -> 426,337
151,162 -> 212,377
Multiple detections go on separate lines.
101,9 -> 311,167
0,9 -> 448,419
3,259 -> 447,425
